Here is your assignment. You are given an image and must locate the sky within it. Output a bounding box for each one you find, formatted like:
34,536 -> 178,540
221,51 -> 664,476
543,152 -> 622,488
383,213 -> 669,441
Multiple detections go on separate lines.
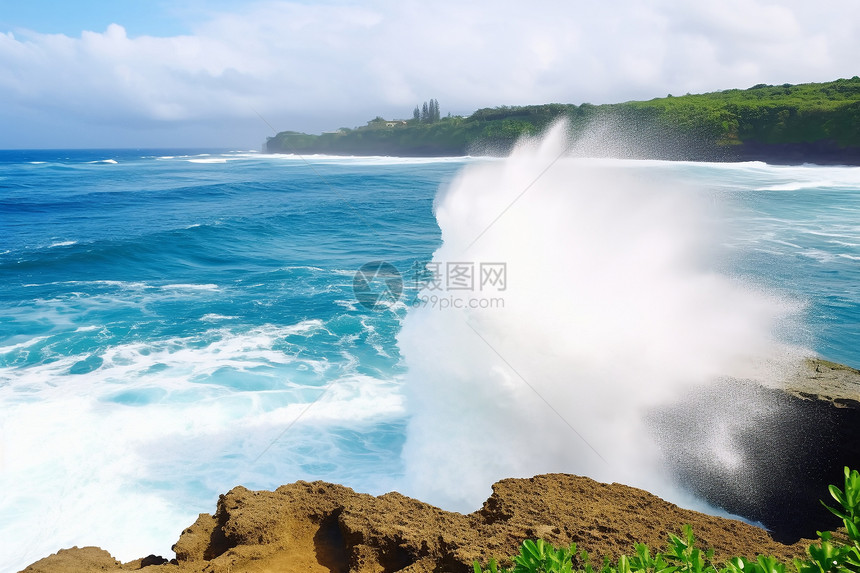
0,0 -> 858,149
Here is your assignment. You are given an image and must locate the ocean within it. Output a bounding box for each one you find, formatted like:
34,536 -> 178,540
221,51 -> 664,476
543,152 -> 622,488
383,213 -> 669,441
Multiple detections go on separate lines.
1,140 -> 859,570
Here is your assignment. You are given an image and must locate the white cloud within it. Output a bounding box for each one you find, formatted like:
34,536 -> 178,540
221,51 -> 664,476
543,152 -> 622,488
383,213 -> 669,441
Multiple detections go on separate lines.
0,0 -> 858,147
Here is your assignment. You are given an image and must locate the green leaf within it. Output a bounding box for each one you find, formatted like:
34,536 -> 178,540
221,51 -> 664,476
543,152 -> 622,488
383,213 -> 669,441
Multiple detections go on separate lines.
756,555 -> 786,573
822,501 -> 851,522
830,485 -> 847,507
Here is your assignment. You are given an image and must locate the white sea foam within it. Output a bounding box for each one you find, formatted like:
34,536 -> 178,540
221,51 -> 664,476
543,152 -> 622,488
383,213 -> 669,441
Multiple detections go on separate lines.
161,283 -> 219,291
200,313 -> 237,322
264,152 -> 475,166
334,299 -> 359,311
20,279 -> 151,291
0,320 -> 400,569
758,181 -> 834,191
186,158 -> 228,164
243,374 -> 403,428
800,249 -> 838,263
397,122 -> 806,512
281,265 -> 325,272
766,238 -> 802,249
0,336 -> 49,355
47,240 -> 77,248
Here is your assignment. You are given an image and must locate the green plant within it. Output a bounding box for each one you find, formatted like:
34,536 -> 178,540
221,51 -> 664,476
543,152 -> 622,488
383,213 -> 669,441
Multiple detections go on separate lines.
795,467 -> 860,573
474,467 -> 860,573
472,539 -> 580,573
723,555 -> 786,573
823,467 -> 860,541
664,525 -> 715,573
626,541 -> 677,573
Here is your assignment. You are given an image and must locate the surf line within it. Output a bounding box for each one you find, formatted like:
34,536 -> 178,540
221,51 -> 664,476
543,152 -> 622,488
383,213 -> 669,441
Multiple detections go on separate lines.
253,108 -> 386,243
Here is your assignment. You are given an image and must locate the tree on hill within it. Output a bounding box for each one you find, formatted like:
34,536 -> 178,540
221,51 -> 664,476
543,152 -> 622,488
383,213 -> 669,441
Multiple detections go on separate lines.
418,99 -> 441,123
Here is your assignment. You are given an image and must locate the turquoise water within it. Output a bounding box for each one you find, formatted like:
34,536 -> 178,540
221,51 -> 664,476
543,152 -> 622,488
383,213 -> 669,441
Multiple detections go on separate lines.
1,149 -> 858,569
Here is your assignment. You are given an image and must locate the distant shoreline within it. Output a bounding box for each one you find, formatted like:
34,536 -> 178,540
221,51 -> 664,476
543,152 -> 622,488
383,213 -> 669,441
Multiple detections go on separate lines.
266,78 -> 860,166
731,140 -> 860,166
266,144 -> 860,166
265,137 -> 860,166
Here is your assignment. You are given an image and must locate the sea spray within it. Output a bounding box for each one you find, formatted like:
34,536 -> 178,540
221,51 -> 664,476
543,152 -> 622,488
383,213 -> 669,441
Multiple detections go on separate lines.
397,122 -> 803,512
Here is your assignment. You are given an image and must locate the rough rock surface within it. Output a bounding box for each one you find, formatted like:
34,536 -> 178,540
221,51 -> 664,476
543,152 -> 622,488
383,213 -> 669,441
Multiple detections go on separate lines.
22,474 -> 810,573
785,359 -> 860,408
650,358 -> 859,543
21,547 -> 122,572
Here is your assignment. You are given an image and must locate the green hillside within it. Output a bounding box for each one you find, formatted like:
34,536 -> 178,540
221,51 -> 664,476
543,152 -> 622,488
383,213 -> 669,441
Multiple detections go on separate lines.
265,78 -> 860,164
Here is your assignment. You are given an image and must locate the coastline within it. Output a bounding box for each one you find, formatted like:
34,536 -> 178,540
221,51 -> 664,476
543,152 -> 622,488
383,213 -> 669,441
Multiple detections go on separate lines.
731,140 -> 860,166
264,140 -> 860,166
265,78 -> 860,165
21,359 -> 860,573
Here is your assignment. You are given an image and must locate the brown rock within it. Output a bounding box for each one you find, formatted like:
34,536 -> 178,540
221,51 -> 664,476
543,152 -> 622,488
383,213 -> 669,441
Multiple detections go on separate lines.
21,473 -> 815,572
475,475 -> 806,563
786,358 -> 860,408
20,547 -> 122,573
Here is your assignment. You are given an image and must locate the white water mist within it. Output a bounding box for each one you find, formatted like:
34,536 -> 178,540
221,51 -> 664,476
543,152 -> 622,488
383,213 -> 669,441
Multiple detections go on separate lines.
397,122 -> 802,512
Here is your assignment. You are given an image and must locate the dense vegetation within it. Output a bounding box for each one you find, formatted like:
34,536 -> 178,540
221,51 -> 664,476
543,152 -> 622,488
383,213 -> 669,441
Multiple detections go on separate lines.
266,78 -> 860,163
474,467 -> 860,573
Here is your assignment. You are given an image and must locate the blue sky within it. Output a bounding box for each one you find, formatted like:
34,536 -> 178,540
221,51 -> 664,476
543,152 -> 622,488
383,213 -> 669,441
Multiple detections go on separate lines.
1,0 -> 858,149
0,1 -> 188,37
0,1 -> 254,37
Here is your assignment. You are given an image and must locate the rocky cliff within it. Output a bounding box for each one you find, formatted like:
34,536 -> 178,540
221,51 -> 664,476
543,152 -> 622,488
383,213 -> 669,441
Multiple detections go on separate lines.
23,474 -> 811,573
650,358 -> 860,542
